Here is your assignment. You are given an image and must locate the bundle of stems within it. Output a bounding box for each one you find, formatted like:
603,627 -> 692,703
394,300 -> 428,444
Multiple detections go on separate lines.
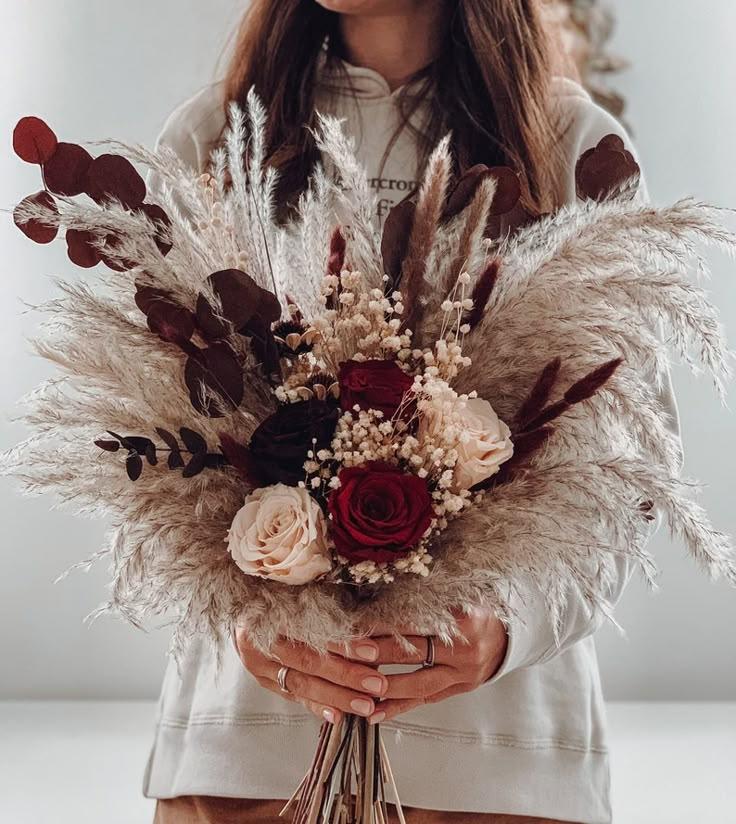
281,716 -> 406,824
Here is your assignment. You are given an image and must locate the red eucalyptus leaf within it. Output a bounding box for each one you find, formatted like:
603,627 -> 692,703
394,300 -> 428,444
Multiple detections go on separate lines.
99,232 -> 138,272
144,442 -> 158,466
139,202 -> 173,255
13,116 -> 58,165
381,198 -> 416,285
179,427 -> 207,454
576,135 -> 641,202
444,164 -> 490,218
597,134 -> 626,152
146,301 -> 196,345
13,191 -> 58,244
43,142 -> 93,197
154,426 -> 179,452
126,453 -> 143,481
134,284 -> 173,315
94,439 -> 120,452
487,167 -> 522,216
195,269 -> 278,339
182,451 -> 207,478
167,451 -> 185,470
184,342 -> 244,416
66,229 -> 101,268
85,153 -> 147,209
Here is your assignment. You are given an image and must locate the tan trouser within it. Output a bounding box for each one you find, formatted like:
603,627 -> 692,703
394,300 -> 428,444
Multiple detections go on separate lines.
153,796 -> 575,823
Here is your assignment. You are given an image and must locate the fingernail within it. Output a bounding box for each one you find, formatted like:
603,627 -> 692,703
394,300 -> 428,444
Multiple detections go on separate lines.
369,711 -> 386,725
322,708 -> 336,724
354,643 -> 378,662
361,676 -> 385,696
350,698 -> 373,716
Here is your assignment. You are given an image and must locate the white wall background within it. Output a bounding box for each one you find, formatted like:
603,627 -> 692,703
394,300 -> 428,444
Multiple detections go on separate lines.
0,0 -> 734,701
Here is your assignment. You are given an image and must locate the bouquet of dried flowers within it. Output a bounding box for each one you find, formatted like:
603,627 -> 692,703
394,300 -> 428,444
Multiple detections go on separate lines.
4,92 -> 735,822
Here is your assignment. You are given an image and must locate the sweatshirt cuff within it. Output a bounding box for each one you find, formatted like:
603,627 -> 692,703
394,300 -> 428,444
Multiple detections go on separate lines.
484,575 -> 573,685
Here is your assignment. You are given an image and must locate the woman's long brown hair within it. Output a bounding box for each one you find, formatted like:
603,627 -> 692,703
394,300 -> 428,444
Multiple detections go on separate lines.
219,0 -> 564,220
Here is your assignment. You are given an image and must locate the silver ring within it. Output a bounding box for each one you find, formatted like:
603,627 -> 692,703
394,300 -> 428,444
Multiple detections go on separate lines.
277,665 -> 291,694
423,635 -> 436,668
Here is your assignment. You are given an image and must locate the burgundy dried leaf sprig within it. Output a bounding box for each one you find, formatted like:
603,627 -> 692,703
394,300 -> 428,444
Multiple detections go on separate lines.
481,356 -> 624,490
95,427 -> 229,481
12,116 -> 172,268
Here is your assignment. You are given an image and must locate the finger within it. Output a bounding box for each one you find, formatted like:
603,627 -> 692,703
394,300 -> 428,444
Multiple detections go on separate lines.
369,682 -> 470,725
265,659 -> 377,718
383,665 -> 457,700
330,635 -> 427,666
272,639 -> 387,697
301,699 -> 343,726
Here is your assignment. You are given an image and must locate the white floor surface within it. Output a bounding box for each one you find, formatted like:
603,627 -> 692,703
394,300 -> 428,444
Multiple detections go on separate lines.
0,701 -> 734,824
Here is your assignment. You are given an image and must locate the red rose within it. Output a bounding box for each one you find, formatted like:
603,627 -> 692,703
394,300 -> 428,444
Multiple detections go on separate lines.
328,462 -> 434,563
338,359 -> 414,419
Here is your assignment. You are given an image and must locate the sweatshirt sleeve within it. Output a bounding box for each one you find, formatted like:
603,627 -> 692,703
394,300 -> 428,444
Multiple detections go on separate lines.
145,82 -> 227,194
487,79 -> 683,683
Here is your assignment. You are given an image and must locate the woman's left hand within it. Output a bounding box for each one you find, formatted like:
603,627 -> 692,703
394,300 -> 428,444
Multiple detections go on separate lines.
328,606 -> 509,725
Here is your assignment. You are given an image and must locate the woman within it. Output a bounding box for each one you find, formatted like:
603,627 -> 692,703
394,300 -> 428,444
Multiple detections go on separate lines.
145,2 -> 678,822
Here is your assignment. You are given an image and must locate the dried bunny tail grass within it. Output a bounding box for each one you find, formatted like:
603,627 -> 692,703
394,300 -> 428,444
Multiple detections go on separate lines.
400,134 -> 452,334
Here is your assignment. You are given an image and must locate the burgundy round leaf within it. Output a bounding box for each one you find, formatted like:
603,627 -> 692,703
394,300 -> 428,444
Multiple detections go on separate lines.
85,153 -> 147,209
195,269 -> 273,338
444,164 -> 490,218
13,116 -> 58,165
66,229 -> 102,268
488,167 -> 522,216
184,343 -> 244,417
146,300 -> 196,344
597,134 -> 626,152
43,142 -> 93,197
139,202 -> 173,255
576,136 -> 641,202
381,199 -> 416,285
99,232 -> 138,272
13,191 -> 58,244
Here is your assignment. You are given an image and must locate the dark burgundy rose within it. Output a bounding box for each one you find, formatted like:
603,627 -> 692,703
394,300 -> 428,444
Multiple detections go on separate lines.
338,359 -> 414,419
328,462 -> 434,563
249,400 -> 339,486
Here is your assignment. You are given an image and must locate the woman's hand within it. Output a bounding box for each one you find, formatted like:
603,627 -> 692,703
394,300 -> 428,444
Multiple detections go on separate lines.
235,605 -> 508,726
234,625 -> 387,724
333,607 -> 509,725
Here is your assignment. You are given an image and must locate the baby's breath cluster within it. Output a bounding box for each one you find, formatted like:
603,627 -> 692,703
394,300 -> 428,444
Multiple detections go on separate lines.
269,264 -> 513,586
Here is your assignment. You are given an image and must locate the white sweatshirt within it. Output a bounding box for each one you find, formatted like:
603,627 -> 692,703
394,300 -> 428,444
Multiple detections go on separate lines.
142,56 -> 680,824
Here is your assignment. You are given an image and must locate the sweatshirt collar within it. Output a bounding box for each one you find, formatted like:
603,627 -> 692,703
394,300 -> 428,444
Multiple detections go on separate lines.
316,46 -> 427,102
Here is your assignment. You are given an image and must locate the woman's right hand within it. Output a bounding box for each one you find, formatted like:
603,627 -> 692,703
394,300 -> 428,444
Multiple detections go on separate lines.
234,627 -> 388,725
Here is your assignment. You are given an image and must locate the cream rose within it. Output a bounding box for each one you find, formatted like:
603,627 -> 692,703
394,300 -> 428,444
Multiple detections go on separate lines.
225,484 -> 332,585
419,396 -> 514,490
454,398 -> 514,489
